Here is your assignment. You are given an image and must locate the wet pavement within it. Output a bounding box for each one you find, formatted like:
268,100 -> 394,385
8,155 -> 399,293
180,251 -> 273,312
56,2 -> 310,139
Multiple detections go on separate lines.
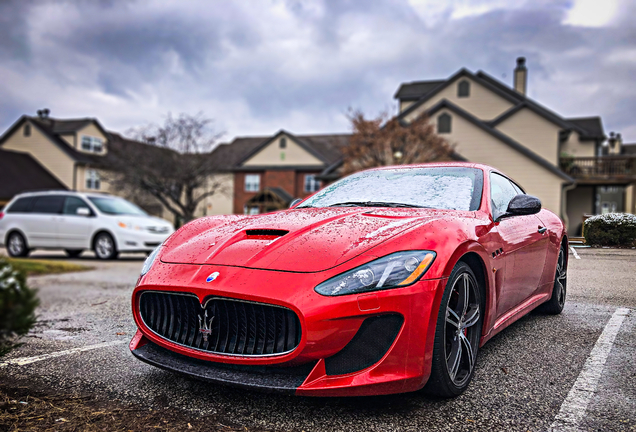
1,247 -> 634,431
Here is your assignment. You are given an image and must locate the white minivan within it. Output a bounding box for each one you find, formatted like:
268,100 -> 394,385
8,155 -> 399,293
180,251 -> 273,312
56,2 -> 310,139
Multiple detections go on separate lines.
0,191 -> 174,259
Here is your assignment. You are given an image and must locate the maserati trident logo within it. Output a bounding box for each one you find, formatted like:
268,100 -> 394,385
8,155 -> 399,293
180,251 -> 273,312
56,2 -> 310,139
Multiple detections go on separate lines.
198,309 -> 214,342
206,271 -> 220,283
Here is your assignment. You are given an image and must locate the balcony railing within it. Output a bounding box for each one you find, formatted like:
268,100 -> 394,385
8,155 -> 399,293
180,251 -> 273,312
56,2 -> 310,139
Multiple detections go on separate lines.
560,156 -> 636,181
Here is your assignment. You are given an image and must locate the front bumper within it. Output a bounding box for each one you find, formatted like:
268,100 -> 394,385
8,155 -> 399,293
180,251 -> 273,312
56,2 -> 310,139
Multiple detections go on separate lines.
115,229 -> 172,252
131,261 -> 447,396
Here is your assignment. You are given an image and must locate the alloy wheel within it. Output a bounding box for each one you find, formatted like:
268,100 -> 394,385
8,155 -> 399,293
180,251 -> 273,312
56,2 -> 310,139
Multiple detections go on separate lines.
95,235 -> 114,259
555,247 -> 567,308
8,233 -> 25,256
444,272 -> 481,387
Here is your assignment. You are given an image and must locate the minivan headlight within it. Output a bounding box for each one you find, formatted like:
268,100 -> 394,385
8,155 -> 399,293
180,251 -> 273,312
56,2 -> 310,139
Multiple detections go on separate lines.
140,246 -> 162,276
315,250 -> 436,296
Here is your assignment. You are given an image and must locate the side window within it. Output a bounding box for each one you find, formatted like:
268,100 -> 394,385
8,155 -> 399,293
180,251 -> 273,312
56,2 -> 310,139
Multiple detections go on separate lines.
511,181 -> 524,195
63,196 -> 90,216
31,196 -> 64,214
7,197 -> 34,213
490,173 -> 519,220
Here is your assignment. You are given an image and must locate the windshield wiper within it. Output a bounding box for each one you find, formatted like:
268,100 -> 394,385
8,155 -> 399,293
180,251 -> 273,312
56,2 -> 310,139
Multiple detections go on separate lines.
328,201 -> 429,208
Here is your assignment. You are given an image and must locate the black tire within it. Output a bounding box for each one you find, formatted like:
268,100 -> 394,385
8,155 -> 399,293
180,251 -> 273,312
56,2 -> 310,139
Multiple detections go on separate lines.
537,245 -> 567,315
7,231 -> 30,257
93,232 -> 118,260
424,261 -> 484,398
65,249 -> 83,258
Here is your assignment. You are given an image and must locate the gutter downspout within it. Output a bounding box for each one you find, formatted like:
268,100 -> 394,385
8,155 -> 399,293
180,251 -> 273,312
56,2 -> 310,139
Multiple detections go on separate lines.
561,181 -> 577,234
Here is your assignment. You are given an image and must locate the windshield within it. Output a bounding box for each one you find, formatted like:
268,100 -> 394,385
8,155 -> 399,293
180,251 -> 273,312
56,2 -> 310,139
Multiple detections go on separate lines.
88,197 -> 147,216
299,167 -> 483,211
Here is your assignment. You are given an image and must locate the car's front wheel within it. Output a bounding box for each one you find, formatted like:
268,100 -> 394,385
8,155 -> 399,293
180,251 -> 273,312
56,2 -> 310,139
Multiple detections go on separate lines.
7,232 -> 30,258
93,233 -> 118,260
425,261 -> 483,398
537,244 -> 567,315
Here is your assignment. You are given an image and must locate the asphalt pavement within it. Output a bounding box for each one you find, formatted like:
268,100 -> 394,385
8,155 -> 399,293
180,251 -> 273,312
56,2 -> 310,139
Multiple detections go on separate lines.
0,247 -> 634,431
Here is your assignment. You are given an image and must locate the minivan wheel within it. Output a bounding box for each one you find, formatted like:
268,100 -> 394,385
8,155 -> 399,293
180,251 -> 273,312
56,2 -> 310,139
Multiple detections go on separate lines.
7,232 -> 30,257
93,233 -> 118,260
65,249 -> 83,258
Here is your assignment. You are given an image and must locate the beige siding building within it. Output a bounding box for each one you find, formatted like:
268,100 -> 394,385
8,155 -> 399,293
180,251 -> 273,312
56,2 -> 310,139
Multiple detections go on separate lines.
393,58 -> 636,236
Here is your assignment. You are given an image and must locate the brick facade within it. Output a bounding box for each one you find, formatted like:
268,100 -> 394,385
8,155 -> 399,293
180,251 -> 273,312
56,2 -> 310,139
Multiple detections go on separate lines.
233,170 -> 322,214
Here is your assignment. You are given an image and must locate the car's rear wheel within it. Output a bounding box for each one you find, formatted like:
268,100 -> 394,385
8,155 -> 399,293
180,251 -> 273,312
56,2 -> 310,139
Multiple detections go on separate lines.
537,245 -> 567,315
7,232 -> 30,258
425,261 -> 483,398
93,233 -> 118,260
65,249 -> 83,258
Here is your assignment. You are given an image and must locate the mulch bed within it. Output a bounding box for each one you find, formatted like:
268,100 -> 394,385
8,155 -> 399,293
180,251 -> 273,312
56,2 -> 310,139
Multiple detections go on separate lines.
0,384 -> 265,432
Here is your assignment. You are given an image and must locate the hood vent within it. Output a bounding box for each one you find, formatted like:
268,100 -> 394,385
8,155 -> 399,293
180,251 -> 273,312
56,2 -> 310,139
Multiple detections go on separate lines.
245,229 -> 289,240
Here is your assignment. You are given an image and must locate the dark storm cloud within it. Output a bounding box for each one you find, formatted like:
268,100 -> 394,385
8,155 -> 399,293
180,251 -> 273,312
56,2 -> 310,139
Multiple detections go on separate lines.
0,0 -> 634,141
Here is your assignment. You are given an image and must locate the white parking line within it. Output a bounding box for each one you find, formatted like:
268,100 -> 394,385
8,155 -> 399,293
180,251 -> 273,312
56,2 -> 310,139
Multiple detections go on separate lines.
549,307 -> 630,432
0,340 -> 127,367
569,247 -> 581,259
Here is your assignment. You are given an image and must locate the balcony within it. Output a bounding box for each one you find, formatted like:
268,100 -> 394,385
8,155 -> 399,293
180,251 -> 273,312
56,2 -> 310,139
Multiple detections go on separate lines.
560,156 -> 636,183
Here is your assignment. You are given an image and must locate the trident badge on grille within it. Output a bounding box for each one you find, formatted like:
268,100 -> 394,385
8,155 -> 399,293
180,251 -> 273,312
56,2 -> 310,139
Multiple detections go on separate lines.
198,309 -> 214,342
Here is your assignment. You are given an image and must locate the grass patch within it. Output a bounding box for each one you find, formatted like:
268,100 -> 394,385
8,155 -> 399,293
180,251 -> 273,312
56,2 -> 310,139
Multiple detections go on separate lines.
3,257 -> 92,277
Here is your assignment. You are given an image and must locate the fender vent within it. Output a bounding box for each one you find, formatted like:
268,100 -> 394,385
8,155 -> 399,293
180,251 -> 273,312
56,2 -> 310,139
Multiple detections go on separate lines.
324,314 -> 403,376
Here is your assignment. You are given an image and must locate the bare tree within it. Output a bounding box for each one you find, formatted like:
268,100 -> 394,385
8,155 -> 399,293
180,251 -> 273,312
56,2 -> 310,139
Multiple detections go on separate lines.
342,111 -> 455,176
107,113 -> 228,225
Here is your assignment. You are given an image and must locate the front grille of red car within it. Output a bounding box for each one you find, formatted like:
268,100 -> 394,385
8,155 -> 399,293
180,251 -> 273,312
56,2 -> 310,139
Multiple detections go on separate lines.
138,291 -> 301,356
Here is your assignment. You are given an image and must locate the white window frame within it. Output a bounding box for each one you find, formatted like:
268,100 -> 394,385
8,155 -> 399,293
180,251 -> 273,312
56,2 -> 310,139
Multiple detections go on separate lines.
304,174 -> 321,193
86,169 -> 101,190
245,174 -> 260,192
81,136 -> 104,153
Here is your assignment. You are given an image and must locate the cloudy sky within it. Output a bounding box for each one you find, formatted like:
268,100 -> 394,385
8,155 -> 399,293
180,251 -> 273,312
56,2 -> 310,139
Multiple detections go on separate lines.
1,0 -> 635,143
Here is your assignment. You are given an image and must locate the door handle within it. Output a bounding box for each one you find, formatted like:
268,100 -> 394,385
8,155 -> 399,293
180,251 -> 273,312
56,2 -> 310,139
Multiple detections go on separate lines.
538,226 -> 547,234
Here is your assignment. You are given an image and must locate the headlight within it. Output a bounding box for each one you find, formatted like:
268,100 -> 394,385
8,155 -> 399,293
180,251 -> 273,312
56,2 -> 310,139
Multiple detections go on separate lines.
140,246 -> 162,276
315,250 -> 436,296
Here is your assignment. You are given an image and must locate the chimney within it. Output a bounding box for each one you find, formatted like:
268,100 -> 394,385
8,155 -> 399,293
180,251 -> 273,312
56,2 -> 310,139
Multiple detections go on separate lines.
514,57 -> 527,96
37,108 -> 50,119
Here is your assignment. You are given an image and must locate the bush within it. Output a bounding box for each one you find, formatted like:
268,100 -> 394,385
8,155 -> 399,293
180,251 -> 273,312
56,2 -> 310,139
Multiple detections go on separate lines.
584,213 -> 636,247
0,258 -> 39,357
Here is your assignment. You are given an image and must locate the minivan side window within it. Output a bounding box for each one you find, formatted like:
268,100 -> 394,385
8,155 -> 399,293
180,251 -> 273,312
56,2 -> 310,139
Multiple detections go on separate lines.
31,196 -> 65,214
63,196 -> 91,216
7,197 -> 35,213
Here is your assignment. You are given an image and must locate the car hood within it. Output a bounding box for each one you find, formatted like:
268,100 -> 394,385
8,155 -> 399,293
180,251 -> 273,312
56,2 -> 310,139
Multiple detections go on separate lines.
161,208 -> 450,272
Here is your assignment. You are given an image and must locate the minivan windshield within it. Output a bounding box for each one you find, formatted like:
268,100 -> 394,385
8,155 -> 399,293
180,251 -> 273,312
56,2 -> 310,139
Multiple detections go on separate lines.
298,167 -> 483,211
88,197 -> 147,216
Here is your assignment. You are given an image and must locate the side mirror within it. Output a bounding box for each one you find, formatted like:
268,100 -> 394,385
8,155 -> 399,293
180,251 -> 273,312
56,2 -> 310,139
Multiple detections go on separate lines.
504,194 -> 541,218
289,198 -> 302,209
76,207 -> 91,216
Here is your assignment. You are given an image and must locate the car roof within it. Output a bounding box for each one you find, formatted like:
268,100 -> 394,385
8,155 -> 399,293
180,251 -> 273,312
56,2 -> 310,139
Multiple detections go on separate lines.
11,190 -> 115,199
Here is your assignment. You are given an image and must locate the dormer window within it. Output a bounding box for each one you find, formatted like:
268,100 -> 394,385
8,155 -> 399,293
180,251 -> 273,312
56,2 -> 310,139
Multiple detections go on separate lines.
437,113 -> 452,134
24,124 -> 31,137
81,136 -> 104,153
457,80 -> 470,98
280,137 -> 287,149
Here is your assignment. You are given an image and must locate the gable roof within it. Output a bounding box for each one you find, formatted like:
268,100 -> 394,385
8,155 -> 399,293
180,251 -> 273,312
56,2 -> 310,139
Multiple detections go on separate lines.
0,115 -> 110,164
425,100 -> 574,182
217,130 -> 350,170
394,80 -> 446,101
0,149 -> 68,200
396,69 -> 606,142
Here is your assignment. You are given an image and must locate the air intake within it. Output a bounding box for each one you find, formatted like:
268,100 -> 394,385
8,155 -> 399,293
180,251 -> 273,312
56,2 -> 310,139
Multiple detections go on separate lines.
324,314 -> 403,376
245,229 -> 289,240
139,291 -> 301,356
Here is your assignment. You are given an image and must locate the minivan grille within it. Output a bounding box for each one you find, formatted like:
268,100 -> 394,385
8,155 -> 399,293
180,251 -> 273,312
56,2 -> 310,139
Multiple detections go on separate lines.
138,292 -> 301,356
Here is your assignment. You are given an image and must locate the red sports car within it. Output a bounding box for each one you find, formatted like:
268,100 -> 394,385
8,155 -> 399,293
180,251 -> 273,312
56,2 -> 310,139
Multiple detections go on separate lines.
130,162 -> 568,397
